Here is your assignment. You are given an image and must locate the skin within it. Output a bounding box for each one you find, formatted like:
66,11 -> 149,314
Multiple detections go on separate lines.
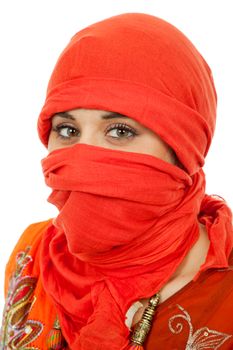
48,108 -> 177,164
48,107 -> 209,326
132,223 -> 209,326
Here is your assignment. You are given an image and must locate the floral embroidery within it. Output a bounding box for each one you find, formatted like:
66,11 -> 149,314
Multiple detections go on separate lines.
0,247 -> 43,349
168,304 -> 232,349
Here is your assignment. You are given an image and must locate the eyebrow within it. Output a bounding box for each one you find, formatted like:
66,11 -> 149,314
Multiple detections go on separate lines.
54,111 -> 130,120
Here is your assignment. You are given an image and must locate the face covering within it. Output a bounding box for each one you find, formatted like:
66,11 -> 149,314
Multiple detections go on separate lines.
40,143 -> 232,349
37,12 -> 233,350
42,144 -> 202,266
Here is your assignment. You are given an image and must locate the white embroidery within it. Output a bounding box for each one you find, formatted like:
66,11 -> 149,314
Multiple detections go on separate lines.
168,304 -> 231,349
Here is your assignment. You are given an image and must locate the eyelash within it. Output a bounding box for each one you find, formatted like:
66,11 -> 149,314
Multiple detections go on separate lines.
52,122 -> 139,141
106,123 -> 139,138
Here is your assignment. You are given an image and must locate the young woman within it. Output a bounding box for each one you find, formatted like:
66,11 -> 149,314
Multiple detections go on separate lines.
1,13 -> 233,350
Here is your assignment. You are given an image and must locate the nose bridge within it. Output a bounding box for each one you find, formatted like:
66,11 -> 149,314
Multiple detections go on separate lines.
78,126 -> 100,147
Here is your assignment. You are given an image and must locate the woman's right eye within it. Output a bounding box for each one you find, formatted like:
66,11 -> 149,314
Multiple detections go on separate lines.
53,125 -> 80,139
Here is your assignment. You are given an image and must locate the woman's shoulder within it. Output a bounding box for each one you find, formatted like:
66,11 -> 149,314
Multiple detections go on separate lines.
19,219 -> 52,245
4,219 -> 52,295
1,219 -> 58,349
7,219 -> 52,260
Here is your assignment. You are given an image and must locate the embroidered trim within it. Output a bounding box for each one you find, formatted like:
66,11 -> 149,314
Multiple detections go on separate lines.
0,247 -> 44,349
168,304 -> 232,349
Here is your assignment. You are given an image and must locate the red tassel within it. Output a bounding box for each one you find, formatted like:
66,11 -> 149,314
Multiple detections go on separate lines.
127,345 -> 144,350
46,316 -> 66,350
46,328 -> 66,349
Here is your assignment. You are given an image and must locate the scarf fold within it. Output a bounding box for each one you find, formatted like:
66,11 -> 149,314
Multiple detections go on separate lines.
37,13 -> 217,176
40,143 -> 233,349
36,12 -> 233,350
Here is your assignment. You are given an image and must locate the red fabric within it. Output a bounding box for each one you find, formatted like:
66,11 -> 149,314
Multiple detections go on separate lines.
144,252 -> 233,349
37,13 -> 216,175
37,13 -> 233,350
40,144 -> 233,349
2,219 -> 233,349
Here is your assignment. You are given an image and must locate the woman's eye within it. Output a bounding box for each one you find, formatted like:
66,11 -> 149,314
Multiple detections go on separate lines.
53,125 -> 80,139
51,122 -> 138,142
106,124 -> 137,139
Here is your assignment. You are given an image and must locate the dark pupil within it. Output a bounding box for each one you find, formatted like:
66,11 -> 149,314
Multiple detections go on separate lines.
68,127 -> 77,136
117,128 -> 127,136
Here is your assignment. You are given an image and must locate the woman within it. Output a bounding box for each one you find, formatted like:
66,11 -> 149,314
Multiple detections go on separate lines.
1,12 -> 233,350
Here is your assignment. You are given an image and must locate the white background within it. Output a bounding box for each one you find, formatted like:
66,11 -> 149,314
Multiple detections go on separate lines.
0,0 -> 232,315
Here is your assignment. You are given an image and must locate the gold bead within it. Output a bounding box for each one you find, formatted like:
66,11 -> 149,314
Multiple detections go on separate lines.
130,293 -> 160,346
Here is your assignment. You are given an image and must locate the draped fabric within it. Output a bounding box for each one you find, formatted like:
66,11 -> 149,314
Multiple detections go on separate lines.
40,144 -> 233,349
36,12 -> 233,350
37,13 -> 217,175
2,221 -> 233,349
144,251 -> 233,349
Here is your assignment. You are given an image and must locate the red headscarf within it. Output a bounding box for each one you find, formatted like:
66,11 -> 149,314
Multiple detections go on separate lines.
38,13 -> 233,349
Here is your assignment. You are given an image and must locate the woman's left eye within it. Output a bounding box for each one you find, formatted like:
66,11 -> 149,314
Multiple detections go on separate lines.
105,123 -> 138,139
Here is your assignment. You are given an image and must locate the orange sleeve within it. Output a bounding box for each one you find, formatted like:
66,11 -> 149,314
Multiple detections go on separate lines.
4,219 -> 52,297
2,219 -> 59,349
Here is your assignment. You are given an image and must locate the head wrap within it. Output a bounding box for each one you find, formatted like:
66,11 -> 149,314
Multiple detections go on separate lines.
38,13 -> 217,175
38,13 -> 233,350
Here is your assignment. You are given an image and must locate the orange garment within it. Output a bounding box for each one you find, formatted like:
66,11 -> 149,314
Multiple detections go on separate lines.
0,221 -> 57,349
36,13 -> 232,348
144,251 -> 233,349
1,12 -> 233,350
1,220 -> 233,349
40,143 -> 233,350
